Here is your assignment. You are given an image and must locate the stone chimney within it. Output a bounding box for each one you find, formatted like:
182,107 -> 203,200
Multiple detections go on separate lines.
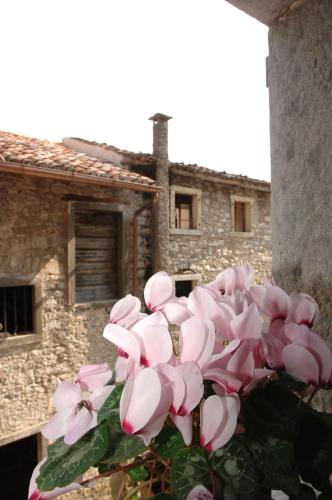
149,112 -> 172,160
149,113 -> 172,272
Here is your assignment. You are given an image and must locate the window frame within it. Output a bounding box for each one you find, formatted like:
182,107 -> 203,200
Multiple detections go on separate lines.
170,185 -> 202,235
67,201 -> 129,306
230,195 -> 254,237
0,279 -> 42,350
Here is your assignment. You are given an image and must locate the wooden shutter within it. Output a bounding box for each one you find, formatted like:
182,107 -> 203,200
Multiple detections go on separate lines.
234,202 -> 246,232
75,209 -> 119,303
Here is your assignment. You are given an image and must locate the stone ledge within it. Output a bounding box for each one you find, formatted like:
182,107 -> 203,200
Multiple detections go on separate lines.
169,228 -> 202,236
230,231 -> 254,238
0,333 -> 42,351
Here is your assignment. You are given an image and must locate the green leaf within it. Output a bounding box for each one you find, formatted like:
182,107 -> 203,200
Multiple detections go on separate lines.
210,436 -> 259,499
97,383 -> 124,427
37,421 -> 109,491
242,379 -> 299,440
248,435 -> 300,496
170,446 -> 211,500
128,464 -> 148,482
155,427 -> 186,460
99,433 -> 147,469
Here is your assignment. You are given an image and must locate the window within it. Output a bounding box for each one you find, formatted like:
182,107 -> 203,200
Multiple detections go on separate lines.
68,201 -> 128,305
175,280 -> 193,297
172,273 -> 201,298
0,285 -> 34,336
231,195 -> 254,235
170,185 -> 201,233
175,194 -> 192,229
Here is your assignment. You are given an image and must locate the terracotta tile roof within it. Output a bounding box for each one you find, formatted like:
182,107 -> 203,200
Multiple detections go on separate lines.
0,131 -> 158,190
67,137 -> 156,165
170,162 -> 270,190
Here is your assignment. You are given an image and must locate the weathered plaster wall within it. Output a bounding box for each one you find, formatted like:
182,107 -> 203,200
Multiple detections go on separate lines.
0,172 -> 152,497
268,0 -> 332,351
169,173 -> 272,284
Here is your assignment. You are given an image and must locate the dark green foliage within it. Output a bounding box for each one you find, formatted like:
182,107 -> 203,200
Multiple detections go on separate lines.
170,447 -> 211,499
37,421 -> 109,491
155,427 -> 186,461
209,436 -> 259,499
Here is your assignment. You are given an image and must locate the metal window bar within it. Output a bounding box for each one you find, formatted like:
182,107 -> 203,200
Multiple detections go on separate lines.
0,286 -> 34,336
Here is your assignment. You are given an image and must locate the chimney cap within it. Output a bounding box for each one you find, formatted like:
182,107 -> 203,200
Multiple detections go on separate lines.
149,112 -> 172,123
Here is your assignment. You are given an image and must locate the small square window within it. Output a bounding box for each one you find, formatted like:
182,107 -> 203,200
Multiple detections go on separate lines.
0,285 -> 34,336
231,196 -> 254,234
175,280 -> 193,297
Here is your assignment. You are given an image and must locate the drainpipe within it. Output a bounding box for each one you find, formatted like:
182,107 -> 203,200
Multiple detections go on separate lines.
133,193 -> 159,296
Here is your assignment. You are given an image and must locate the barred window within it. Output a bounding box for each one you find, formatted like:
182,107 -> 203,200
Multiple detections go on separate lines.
0,285 -> 34,336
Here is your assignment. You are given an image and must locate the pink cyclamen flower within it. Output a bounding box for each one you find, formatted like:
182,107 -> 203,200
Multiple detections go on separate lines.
75,363 -> 113,391
209,264 -> 255,296
200,394 -> 240,451
249,284 -> 289,322
103,312 -> 173,368
157,360 -> 204,445
286,292 -> 319,327
187,484 -> 213,500
282,324 -> 332,386
120,367 -> 173,445
109,294 -> 145,328
28,458 -> 82,499
42,380 -> 114,445
144,271 -> 175,312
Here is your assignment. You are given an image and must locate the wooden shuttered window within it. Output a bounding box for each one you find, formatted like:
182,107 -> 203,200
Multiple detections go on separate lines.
234,201 -> 251,232
75,209 -> 120,303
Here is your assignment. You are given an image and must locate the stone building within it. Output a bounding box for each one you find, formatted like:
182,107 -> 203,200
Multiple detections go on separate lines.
0,117 -> 271,499
0,131 -> 160,499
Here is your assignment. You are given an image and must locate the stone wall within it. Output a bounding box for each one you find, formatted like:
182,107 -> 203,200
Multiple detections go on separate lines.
0,172 -> 153,498
268,0 -> 332,411
169,173 -> 272,284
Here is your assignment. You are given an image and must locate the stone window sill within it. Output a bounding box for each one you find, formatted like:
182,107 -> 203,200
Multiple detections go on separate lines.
0,333 -> 42,351
169,228 -> 202,236
231,231 -> 254,238
73,299 -> 118,310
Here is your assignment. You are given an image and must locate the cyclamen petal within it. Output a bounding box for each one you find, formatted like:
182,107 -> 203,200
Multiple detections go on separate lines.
170,413 -> 193,446
103,323 -> 142,364
139,324 -> 173,366
230,303 -> 262,340
109,294 -> 141,326
120,368 -> 163,434
180,317 -> 215,370
144,271 -> 175,311
293,328 -> 332,384
53,381 -> 81,413
200,394 -> 239,451
187,485 -> 213,500
287,293 -> 319,326
283,343 -> 320,386
177,361 -> 204,415
163,301 -> 192,325
42,408 -> 76,441
64,407 -> 94,445
75,363 -> 112,391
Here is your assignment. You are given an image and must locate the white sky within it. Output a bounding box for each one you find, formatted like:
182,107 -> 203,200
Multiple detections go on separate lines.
0,1 -> 270,181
